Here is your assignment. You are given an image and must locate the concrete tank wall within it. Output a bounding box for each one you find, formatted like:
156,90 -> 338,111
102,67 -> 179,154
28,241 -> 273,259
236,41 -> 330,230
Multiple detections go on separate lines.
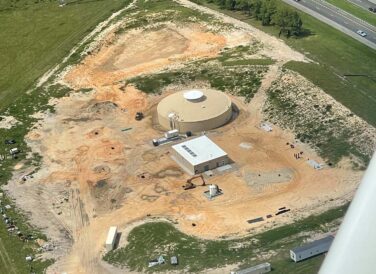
158,105 -> 232,133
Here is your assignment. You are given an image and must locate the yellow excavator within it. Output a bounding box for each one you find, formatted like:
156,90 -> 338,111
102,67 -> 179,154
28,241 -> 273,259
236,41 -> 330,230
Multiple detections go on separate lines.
182,174 -> 206,190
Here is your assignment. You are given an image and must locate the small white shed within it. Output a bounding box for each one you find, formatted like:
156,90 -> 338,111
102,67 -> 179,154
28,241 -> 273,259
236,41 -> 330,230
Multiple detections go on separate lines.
105,226 -> 117,252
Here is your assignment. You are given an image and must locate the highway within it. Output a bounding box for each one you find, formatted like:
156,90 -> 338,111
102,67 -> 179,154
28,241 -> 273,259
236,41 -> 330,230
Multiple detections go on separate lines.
282,0 -> 376,50
348,0 -> 376,11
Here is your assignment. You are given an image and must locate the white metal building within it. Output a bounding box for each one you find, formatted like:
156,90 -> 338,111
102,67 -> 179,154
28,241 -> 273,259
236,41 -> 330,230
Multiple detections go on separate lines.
231,262 -> 271,274
171,136 -> 229,175
290,235 -> 334,262
105,226 -> 118,252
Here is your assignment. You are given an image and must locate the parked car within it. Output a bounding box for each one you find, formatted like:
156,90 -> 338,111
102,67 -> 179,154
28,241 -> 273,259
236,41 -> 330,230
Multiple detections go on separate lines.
356,30 -> 367,37
4,139 -> 16,145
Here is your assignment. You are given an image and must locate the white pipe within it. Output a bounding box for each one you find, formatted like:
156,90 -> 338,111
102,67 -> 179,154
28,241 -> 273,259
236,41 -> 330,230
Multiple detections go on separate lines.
320,152 -> 376,274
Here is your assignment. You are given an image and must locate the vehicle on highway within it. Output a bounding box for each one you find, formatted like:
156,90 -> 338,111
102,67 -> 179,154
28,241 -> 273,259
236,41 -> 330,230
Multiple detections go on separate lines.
356,30 -> 367,37
369,7 -> 376,13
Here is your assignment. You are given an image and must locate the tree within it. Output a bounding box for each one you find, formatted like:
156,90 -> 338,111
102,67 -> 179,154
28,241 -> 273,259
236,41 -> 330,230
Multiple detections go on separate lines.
289,11 -> 303,36
272,6 -> 302,37
259,0 -> 277,25
250,0 -> 262,18
224,0 -> 236,10
235,0 -> 250,12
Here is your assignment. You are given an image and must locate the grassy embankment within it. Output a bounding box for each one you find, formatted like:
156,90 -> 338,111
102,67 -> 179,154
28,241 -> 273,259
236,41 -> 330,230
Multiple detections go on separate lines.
104,204 -> 347,273
126,45 -> 268,102
0,0 -> 130,272
195,0 -> 376,128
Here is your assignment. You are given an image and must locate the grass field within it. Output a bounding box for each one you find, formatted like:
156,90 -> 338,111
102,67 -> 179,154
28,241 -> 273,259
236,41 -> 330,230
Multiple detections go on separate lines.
104,204 -> 347,273
325,0 -> 376,27
0,0 -> 127,112
0,0 -> 132,272
197,1 -> 376,127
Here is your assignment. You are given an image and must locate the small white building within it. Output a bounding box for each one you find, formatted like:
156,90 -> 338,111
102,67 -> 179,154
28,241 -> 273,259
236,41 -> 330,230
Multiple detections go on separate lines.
231,262 -> 271,274
105,226 -> 118,252
171,136 -> 229,175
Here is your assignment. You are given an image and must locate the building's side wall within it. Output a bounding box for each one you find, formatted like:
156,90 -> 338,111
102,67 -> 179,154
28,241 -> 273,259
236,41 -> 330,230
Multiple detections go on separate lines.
293,242 -> 332,262
236,263 -> 271,274
172,149 -> 194,175
290,250 -> 297,262
194,155 -> 229,174
106,243 -> 114,252
158,106 -> 232,133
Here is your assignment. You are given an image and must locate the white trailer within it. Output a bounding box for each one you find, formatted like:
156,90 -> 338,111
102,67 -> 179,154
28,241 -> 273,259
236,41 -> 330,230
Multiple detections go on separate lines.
231,262 -> 271,274
105,226 -> 117,252
290,236 -> 334,262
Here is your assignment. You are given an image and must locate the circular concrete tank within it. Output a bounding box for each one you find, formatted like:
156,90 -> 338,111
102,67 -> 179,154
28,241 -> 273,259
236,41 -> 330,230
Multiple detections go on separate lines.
157,89 -> 232,132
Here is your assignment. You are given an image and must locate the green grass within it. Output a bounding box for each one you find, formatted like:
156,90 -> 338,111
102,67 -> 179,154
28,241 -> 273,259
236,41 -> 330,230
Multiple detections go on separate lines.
264,68 -> 371,166
325,0 -> 376,27
222,58 -> 275,66
197,1 -> 376,127
283,61 -> 376,126
0,0 -> 133,272
0,84 -> 72,274
114,0 -> 225,34
0,0 -> 128,112
104,204 -> 347,273
125,59 -> 266,102
125,44 -> 268,101
0,220 -> 53,274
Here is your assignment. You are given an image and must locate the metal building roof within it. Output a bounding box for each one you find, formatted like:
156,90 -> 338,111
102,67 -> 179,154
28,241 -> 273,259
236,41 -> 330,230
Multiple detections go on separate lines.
291,235 -> 334,254
172,136 -> 227,166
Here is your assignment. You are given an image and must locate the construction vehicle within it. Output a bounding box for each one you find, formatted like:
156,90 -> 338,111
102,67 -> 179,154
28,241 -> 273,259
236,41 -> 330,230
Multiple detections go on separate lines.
182,175 -> 206,190
135,112 -> 144,121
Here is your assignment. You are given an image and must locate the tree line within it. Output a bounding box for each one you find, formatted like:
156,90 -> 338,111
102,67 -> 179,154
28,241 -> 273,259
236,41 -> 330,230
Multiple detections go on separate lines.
209,0 -> 303,37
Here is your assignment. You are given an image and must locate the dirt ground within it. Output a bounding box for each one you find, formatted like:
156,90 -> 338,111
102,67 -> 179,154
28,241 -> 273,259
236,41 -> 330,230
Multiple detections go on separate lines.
64,23 -> 230,88
0,115 -> 19,129
2,3 -> 365,274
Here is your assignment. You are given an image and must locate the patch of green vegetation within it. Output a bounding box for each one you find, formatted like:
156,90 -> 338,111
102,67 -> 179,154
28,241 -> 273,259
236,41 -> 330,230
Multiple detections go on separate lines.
125,59 -> 266,102
196,0 -> 303,37
0,83 -> 73,273
197,0 -> 376,127
0,0 -> 129,112
0,0 -> 135,272
104,204 -> 347,273
125,43 -> 269,101
264,71 -> 370,167
283,61 -> 376,128
0,196 -> 53,274
222,59 -> 275,66
325,0 -> 376,27
114,0 -> 226,34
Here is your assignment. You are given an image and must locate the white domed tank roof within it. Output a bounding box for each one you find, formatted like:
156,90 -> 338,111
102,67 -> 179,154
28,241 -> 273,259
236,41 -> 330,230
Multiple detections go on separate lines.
157,88 -> 233,132
183,89 -> 204,101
